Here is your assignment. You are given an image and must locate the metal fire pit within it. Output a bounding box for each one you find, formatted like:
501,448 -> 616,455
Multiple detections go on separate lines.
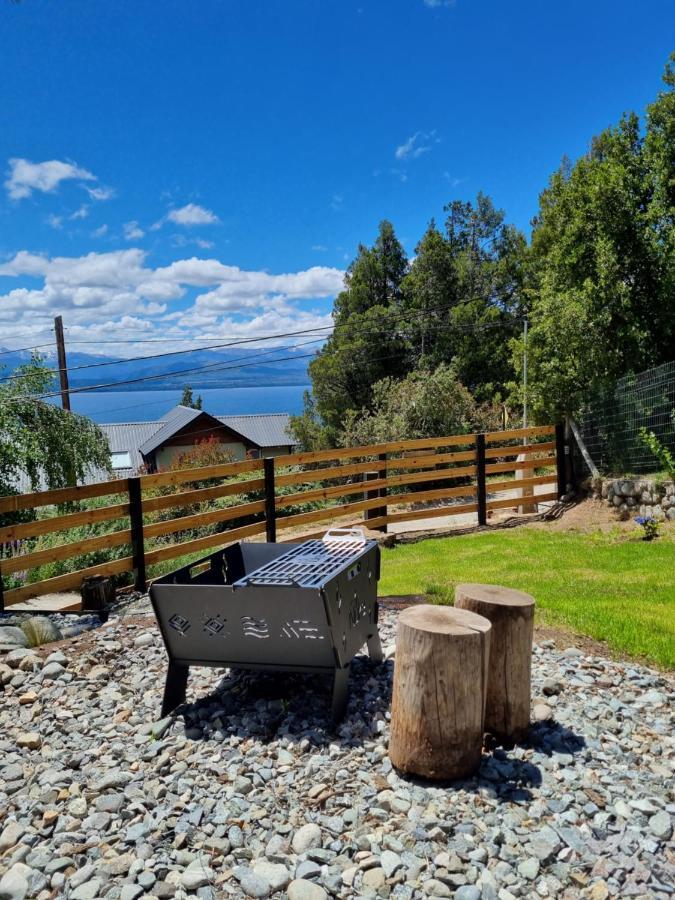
149,528 -> 383,722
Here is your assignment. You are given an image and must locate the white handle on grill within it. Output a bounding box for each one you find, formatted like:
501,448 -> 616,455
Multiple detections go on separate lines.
322,527 -> 366,544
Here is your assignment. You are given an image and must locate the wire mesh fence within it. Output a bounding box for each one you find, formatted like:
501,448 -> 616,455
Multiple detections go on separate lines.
576,361 -> 675,475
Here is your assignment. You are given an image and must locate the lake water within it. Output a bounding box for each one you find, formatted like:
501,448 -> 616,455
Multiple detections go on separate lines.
62,384 -> 311,423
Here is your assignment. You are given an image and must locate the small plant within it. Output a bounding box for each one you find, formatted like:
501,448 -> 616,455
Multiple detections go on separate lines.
638,427 -> 675,481
635,515 -> 659,541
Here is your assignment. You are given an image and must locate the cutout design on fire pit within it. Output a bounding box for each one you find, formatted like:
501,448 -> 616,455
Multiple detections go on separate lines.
280,619 -> 326,640
241,616 -> 269,639
202,615 -> 227,636
168,613 -> 190,634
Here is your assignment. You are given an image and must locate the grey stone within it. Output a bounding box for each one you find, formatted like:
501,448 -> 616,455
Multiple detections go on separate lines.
0,864 -> 31,900
252,861 -> 291,892
181,867 -> 214,890
0,821 -> 24,852
423,880 -> 452,897
120,887 -> 144,900
648,810 -> 672,840
0,627 -> 29,648
40,662 -> 66,680
287,880 -> 328,900
381,849 -> 404,877
70,880 -> 103,900
454,888 -> 481,900
517,859 -> 540,880
292,823 -> 322,854
235,867 -> 272,898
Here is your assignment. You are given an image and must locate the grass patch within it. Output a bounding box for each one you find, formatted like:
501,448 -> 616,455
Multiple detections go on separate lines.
379,526 -> 675,669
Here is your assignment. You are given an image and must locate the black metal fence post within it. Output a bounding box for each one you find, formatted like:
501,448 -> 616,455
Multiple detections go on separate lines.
555,422 -> 567,499
128,477 -> 147,592
264,457 -> 277,542
476,434 -> 487,526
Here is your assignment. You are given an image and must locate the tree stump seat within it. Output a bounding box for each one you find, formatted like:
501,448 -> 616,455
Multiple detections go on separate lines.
455,583 -> 535,742
388,604 -> 491,780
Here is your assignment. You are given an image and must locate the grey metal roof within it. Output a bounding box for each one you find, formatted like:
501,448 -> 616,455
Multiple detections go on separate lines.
217,414 -> 295,449
100,421 -> 163,472
137,406 -> 205,456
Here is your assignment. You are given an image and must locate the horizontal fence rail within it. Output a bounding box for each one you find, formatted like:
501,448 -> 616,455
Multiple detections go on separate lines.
0,424 -> 564,607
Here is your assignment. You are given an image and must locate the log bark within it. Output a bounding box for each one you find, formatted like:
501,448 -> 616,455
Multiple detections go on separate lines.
389,604 -> 491,780
80,575 -> 115,615
454,583 -> 535,742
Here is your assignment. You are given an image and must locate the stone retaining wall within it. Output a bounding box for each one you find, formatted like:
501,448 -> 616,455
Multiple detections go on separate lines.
586,477 -> 675,521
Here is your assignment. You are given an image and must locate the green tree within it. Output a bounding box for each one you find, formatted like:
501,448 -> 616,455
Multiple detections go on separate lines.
289,390 -> 331,451
515,55 -> 675,419
308,220 -> 410,440
340,365 -> 501,448
0,356 -> 112,502
180,384 -> 203,409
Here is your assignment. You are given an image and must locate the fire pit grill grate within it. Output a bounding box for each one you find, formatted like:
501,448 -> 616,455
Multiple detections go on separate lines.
233,536 -> 367,589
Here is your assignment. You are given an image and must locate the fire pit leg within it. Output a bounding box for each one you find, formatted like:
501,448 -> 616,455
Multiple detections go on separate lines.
331,666 -> 350,723
161,662 -> 189,717
367,632 -> 384,663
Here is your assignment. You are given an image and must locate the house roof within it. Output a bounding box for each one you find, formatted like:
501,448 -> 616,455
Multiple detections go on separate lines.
98,406 -> 296,470
137,406 -> 208,456
101,421 -> 165,475
215,414 -> 295,449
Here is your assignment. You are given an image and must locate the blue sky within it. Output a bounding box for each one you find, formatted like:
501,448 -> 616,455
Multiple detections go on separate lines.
1,0 -> 673,356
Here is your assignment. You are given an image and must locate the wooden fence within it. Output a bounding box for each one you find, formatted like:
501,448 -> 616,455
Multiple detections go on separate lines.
0,423 -> 565,608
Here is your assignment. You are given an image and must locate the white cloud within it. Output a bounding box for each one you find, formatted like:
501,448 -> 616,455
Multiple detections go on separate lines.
0,249 -> 345,356
5,158 -> 96,200
167,203 -> 219,226
312,244 -> 328,252
123,221 -> 145,241
70,204 -> 89,220
92,224 -> 109,238
46,214 -> 63,230
85,185 -> 115,201
395,130 -> 439,161
330,194 -> 344,211
423,0 -> 455,7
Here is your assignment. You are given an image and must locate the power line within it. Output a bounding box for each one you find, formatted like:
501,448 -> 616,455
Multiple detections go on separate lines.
0,304 -> 523,384
0,342 -> 56,357
6,313 -> 522,403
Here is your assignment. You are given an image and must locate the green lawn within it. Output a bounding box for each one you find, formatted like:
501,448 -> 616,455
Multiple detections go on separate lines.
379,526 -> 675,669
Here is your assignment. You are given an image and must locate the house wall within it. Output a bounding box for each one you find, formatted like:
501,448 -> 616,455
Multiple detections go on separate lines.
154,441 -> 248,469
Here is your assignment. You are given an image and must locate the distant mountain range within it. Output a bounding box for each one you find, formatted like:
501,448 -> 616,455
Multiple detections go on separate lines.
0,346 -> 312,392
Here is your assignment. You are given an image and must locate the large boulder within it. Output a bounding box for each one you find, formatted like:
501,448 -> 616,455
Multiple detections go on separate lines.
0,626 -> 30,649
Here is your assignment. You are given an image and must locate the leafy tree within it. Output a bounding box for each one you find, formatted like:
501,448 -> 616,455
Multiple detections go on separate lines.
340,365 -> 501,448
437,194 -> 526,401
180,385 -> 203,409
515,55 -> 675,419
308,220 -> 410,439
0,355 -> 112,503
289,390 -> 331,451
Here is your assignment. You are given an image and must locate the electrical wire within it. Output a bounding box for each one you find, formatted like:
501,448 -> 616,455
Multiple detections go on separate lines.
4,313 -> 522,404
0,304 -> 523,384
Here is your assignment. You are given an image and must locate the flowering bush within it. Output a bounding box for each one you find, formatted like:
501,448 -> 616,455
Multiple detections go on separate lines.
635,515 -> 659,541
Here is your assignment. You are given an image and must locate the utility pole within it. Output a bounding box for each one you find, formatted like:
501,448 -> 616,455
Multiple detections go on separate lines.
54,315 -> 71,411
522,318 -> 528,432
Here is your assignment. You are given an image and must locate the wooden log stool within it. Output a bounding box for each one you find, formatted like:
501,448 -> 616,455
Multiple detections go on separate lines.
389,604 -> 491,780
455,583 -> 535,742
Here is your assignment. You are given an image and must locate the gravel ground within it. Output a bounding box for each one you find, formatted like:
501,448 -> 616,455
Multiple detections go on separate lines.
0,604 -> 673,900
